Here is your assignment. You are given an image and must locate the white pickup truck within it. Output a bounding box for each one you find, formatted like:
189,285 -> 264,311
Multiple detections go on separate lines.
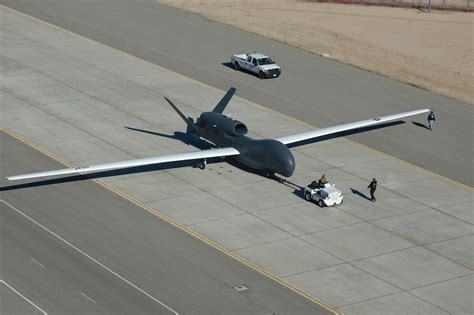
231,53 -> 281,79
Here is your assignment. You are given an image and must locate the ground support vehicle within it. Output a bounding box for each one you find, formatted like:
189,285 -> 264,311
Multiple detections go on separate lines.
304,183 -> 343,207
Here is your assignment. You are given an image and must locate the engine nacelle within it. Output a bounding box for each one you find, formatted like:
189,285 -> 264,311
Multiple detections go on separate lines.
199,112 -> 248,136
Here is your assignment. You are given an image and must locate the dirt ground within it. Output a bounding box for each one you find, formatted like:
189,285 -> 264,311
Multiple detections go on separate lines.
161,0 -> 473,105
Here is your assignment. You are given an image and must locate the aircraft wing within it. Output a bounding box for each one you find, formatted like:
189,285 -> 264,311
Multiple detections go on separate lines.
275,109 -> 430,146
6,147 -> 240,181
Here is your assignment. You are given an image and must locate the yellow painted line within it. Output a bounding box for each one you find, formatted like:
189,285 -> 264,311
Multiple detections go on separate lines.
2,5 -> 470,193
0,127 -> 341,314
0,127 -> 72,167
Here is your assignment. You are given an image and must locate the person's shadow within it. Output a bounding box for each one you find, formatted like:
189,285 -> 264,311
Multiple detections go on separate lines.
350,188 -> 371,201
412,121 -> 430,130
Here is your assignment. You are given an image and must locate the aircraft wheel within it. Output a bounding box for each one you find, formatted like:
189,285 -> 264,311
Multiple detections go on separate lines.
197,160 -> 206,170
318,199 -> 326,208
305,192 -> 312,202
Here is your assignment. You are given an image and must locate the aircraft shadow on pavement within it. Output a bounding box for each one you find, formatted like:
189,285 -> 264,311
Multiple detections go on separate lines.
124,126 -> 214,150
286,121 -> 405,148
350,188 -> 371,201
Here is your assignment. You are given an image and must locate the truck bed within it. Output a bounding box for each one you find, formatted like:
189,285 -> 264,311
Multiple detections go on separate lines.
232,54 -> 247,61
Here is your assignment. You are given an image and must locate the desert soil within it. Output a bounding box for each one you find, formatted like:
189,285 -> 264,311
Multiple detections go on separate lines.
162,0 -> 473,105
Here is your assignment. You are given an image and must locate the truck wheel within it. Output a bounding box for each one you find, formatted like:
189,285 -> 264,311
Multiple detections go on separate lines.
318,200 -> 326,208
234,62 -> 240,70
259,71 -> 265,79
305,192 -> 312,202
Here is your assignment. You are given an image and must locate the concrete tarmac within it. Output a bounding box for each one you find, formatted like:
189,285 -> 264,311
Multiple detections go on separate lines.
0,132 -> 330,315
1,0 -> 472,186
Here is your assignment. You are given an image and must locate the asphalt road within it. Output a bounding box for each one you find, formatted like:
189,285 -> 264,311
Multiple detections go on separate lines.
2,0 -> 472,186
0,131 -> 331,315
1,201 -> 176,314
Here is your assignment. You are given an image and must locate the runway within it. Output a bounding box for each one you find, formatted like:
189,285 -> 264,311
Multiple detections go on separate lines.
0,132 -> 330,314
0,0 -> 472,186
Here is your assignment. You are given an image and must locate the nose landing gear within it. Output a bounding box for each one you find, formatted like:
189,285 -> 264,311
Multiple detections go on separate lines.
266,170 -> 301,189
266,170 -> 283,183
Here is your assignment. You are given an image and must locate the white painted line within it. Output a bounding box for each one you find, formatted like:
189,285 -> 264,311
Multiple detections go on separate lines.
31,257 -> 46,269
0,200 -> 178,315
80,292 -> 97,304
1,279 -> 48,315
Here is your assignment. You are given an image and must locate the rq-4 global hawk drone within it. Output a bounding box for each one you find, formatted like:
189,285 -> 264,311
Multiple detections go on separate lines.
7,87 -> 429,181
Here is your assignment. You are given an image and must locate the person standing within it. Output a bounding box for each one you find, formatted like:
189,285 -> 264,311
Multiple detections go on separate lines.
427,111 -> 436,130
368,178 -> 377,202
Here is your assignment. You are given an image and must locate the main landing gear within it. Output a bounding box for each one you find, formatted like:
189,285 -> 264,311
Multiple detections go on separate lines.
193,158 -> 207,170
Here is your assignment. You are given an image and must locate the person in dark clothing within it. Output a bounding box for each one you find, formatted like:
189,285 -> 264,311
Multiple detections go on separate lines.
368,178 -> 377,202
309,180 -> 319,189
427,111 -> 436,130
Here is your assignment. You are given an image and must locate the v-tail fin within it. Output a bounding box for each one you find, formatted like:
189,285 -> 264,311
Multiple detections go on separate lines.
164,97 -> 198,132
212,87 -> 236,114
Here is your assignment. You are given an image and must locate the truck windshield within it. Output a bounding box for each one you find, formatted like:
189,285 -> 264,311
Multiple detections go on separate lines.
258,58 -> 274,65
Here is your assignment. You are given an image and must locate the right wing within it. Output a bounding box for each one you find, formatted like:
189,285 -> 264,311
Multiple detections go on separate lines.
276,109 -> 430,146
6,147 -> 240,181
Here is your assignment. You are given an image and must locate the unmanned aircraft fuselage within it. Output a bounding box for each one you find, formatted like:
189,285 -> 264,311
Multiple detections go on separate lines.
192,111 -> 295,176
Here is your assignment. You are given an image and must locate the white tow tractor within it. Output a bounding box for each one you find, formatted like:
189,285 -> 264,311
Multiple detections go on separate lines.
304,183 -> 343,207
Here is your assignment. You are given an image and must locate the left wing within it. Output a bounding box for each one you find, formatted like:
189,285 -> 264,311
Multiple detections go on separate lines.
6,147 -> 240,181
276,109 -> 429,146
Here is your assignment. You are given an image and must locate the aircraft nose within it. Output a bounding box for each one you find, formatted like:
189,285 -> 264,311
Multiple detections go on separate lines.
264,140 -> 296,177
275,145 -> 295,177
280,153 -> 295,177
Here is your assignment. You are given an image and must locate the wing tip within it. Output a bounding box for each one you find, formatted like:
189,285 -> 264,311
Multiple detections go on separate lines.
6,175 -> 23,181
